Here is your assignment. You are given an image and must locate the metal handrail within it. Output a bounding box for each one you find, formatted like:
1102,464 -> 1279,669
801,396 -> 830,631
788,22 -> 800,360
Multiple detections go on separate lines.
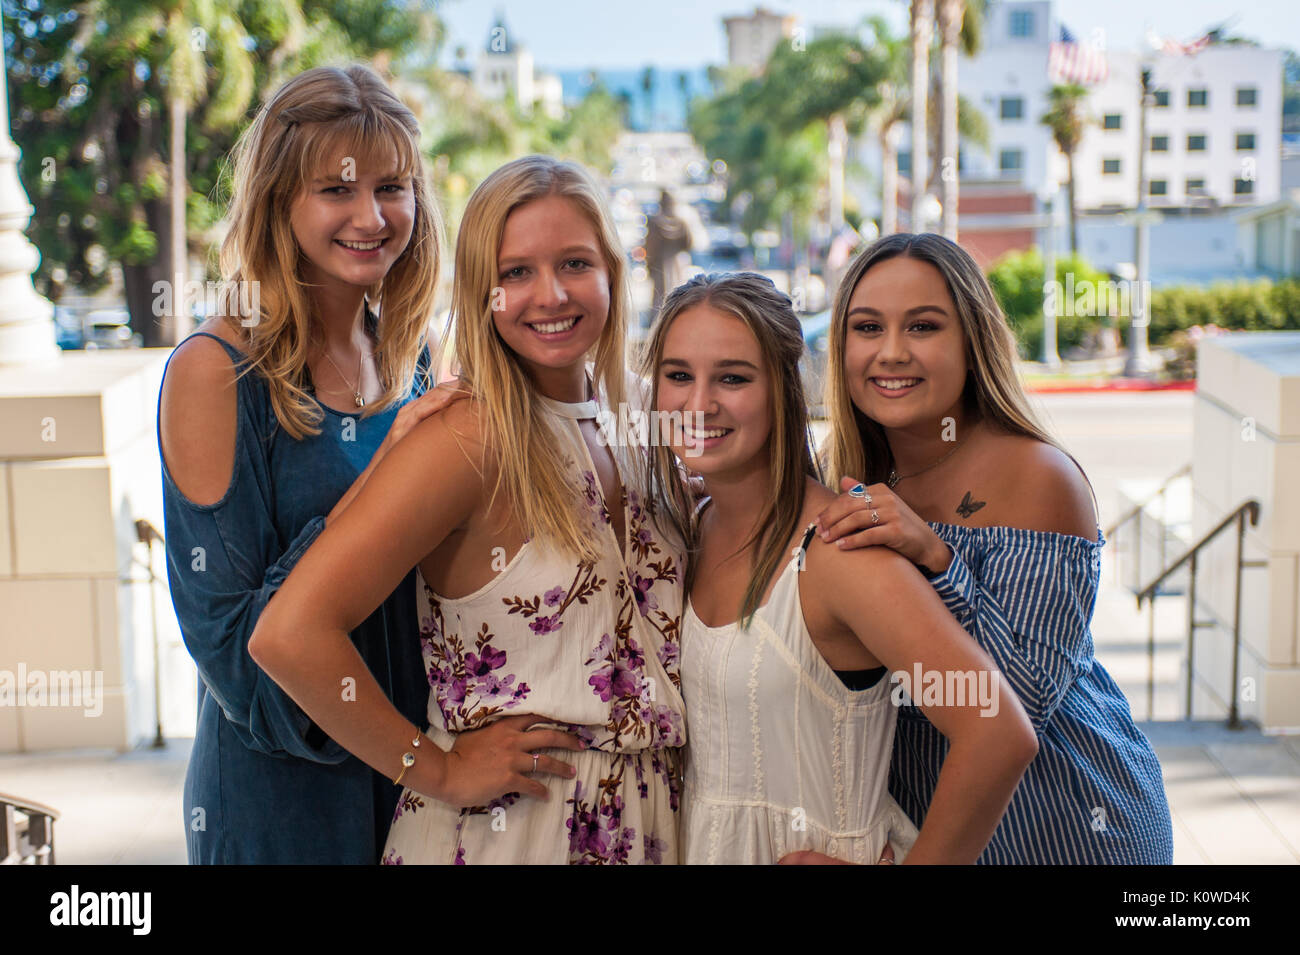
1135,499 -> 1263,729
0,791 -> 61,865
1104,462 -> 1191,588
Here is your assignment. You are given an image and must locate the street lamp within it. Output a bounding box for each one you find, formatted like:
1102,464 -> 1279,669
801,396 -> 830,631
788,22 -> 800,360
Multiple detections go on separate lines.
1037,179 -> 1062,368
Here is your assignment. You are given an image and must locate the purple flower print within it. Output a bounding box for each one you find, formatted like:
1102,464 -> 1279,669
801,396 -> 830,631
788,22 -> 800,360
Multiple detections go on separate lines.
643,833 -> 668,865
465,645 -> 507,677
589,659 -> 640,702
636,527 -> 653,547
631,576 -> 658,617
657,641 -> 679,668
529,613 -> 562,635
381,848 -> 402,865
454,847 -> 465,865
543,586 -> 566,607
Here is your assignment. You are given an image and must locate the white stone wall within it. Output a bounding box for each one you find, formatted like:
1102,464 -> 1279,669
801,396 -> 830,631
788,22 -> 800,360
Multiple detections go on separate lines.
1192,333 -> 1300,731
0,350 -> 194,751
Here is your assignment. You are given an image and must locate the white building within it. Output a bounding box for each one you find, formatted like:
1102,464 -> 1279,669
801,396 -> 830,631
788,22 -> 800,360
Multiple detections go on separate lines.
1074,46 -> 1283,210
885,0 -> 1282,212
470,16 -> 564,119
722,6 -> 797,73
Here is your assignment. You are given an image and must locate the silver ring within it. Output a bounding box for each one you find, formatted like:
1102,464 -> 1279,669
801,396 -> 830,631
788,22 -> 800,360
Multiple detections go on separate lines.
848,483 -> 868,500
531,752 -> 539,773
871,509 -> 880,525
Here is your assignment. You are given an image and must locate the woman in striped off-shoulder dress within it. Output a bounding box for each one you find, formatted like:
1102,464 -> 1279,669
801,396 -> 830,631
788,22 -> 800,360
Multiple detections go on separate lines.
817,233 -> 1174,864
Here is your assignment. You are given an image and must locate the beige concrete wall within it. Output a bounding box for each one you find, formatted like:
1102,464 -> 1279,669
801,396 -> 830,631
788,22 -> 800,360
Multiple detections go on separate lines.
0,349 -> 191,751
1192,333 -> 1300,731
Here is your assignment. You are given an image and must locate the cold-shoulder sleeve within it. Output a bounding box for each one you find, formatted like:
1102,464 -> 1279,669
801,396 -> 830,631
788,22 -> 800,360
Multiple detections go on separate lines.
923,527 -> 1104,733
158,339 -> 347,762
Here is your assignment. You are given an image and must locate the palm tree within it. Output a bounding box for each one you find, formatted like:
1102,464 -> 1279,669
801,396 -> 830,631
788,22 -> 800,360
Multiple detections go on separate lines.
935,0 -> 985,239
640,65 -> 655,130
909,0 -> 934,231
1041,83 -> 1089,254
863,16 -> 910,235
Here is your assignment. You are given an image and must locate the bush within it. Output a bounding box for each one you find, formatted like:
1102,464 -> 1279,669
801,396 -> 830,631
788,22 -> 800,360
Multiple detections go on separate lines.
1145,278 -> 1300,344
986,248 -> 1109,359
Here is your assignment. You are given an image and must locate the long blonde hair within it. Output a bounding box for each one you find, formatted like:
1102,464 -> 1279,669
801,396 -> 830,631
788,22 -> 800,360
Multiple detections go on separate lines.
643,272 -> 818,628
444,155 -> 629,561
825,233 -> 1098,516
218,64 -> 442,438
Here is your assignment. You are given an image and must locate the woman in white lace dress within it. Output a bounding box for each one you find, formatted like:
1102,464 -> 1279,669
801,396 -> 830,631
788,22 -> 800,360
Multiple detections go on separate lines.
642,272 -> 1039,864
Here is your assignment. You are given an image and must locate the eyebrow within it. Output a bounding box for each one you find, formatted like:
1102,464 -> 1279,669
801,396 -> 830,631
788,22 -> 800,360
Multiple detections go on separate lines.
498,244 -> 599,266
660,357 -> 760,371
846,305 -> 949,318
311,170 -> 406,184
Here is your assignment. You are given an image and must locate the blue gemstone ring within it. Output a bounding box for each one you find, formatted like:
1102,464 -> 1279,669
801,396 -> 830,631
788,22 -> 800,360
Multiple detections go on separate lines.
849,484 -> 871,505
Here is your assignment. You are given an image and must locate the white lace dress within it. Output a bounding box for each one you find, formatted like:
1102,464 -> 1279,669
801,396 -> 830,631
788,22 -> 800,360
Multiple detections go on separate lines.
679,523 -> 919,864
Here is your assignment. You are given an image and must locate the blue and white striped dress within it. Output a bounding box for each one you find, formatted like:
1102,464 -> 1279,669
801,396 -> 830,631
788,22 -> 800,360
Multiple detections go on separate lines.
889,523 -> 1175,864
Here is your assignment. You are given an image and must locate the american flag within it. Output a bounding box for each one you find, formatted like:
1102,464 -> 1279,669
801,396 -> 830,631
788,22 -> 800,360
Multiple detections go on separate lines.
1049,25 -> 1109,86
1146,29 -> 1213,56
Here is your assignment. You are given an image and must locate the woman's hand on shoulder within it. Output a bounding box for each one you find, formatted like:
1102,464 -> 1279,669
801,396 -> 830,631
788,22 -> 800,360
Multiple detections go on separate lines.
815,476 -> 951,572
159,333 -> 238,506
374,376 -> 471,466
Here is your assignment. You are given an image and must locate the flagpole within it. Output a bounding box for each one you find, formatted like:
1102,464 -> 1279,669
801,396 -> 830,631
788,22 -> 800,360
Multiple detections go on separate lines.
1124,64 -> 1154,377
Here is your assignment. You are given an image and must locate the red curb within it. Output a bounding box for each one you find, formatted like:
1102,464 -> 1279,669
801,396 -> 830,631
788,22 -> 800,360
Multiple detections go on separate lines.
1025,379 -> 1197,394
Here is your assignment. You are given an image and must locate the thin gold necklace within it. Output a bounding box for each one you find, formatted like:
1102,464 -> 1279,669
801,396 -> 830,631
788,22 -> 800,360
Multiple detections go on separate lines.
321,344 -> 366,408
887,433 -> 970,488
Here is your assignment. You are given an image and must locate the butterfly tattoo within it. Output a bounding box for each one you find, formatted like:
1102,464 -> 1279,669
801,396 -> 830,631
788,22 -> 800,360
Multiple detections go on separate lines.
955,491 -> 986,519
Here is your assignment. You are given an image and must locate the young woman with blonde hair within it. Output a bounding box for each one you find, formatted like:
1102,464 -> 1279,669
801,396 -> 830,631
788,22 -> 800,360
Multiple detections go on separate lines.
158,64 -> 461,864
249,155 -> 687,864
644,271 -> 1039,864
817,232 -> 1174,863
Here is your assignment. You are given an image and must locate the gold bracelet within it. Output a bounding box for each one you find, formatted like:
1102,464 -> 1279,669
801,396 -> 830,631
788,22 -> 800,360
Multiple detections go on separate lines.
393,729 -> 422,786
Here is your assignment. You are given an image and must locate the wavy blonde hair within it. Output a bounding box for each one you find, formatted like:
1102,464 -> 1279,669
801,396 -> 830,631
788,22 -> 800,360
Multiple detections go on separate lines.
824,232 -> 1098,517
642,272 -> 818,628
218,64 -> 442,438
443,155 -> 629,561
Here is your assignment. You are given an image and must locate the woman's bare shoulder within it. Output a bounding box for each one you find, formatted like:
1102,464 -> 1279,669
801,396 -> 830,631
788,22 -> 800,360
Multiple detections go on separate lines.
979,430 -> 1099,540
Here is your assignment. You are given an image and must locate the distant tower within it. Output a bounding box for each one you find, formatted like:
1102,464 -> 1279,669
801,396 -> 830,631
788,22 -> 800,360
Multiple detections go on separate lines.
722,6 -> 797,73
473,13 -> 535,110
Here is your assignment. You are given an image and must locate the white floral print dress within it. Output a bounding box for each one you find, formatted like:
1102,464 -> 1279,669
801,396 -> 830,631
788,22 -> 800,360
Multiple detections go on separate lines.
383,390 -> 686,864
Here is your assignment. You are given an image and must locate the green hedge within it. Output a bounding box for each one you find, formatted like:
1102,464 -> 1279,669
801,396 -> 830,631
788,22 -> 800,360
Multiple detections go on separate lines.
985,248 -> 1300,359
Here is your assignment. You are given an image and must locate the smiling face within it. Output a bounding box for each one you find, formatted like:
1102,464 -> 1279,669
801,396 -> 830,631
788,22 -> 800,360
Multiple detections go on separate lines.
289,144 -> 415,294
842,255 -> 970,430
656,303 -> 772,478
492,194 -> 610,392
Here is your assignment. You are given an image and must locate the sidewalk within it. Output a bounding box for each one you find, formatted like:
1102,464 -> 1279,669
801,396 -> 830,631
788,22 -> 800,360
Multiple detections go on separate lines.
1,720 -> 1294,864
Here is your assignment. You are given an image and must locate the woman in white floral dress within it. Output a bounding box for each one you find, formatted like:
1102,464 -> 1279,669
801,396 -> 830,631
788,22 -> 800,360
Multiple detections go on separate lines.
250,156 -> 686,864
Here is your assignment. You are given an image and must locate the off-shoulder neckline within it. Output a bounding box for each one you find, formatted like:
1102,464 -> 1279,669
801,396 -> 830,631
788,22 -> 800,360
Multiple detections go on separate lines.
927,521 -> 1105,547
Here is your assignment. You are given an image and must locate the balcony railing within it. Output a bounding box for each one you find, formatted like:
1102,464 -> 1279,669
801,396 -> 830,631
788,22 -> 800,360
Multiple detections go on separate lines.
0,793 -> 60,864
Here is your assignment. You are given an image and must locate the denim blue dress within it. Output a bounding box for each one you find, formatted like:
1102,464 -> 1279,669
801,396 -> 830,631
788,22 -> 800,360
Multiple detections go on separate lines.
889,523 -> 1175,864
159,323 -> 431,864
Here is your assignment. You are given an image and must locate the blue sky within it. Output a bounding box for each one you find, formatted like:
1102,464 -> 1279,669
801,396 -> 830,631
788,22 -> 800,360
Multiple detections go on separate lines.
434,0 -> 1299,70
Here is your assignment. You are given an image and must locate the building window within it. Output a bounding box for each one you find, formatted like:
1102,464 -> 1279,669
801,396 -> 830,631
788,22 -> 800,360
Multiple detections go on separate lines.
1236,132 -> 1256,151
1000,96 -> 1024,120
1187,134 -> 1207,152
1102,158 -> 1121,175
897,150 -> 912,175
999,148 -> 1024,175
1103,113 -> 1122,130
1234,178 -> 1254,196
1153,89 -> 1170,108
1185,177 -> 1205,195
1236,87 -> 1257,107
1187,89 -> 1208,108
1149,180 -> 1167,196
1008,10 -> 1034,37
1150,135 -> 1169,152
